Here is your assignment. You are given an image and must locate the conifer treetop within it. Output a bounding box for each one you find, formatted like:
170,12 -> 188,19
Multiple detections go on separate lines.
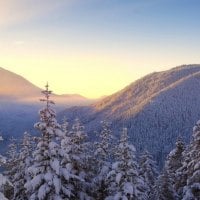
37,83 -> 57,128
40,82 -> 55,109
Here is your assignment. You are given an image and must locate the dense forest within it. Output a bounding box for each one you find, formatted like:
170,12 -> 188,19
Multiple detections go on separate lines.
60,65 -> 200,168
0,85 -> 200,200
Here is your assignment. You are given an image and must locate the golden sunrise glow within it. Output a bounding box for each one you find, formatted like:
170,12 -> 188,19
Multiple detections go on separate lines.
0,55 -> 138,98
0,45 -> 197,98
0,0 -> 200,98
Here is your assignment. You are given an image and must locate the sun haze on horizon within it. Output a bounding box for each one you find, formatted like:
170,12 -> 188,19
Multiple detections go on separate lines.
0,0 -> 200,98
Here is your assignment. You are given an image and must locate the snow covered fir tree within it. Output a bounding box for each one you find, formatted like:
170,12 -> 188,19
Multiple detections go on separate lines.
12,132 -> 33,200
25,83 -> 64,200
139,150 -> 158,199
0,136 -> 12,200
93,121 -> 114,200
182,120 -> 200,200
105,128 -> 147,200
2,84 -> 200,199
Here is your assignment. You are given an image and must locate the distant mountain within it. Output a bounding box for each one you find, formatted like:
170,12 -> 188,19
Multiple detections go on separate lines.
0,67 -> 92,106
0,67 -> 95,146
59,64 -> 200,166
0,67 -> 41,100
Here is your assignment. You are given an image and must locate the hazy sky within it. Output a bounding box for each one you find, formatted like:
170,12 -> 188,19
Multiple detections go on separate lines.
0,0 -> 200,98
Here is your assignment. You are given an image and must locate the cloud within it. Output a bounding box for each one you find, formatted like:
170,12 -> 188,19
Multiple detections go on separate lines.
0,0 -> 73,27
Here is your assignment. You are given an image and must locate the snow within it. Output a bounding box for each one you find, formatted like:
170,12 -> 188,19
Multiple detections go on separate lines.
0,174 -> 9,187
31,174 -> 43,190
50,158 -> 60,175
0,155 -> 6,164
0,171 -> 11,200
123,182 -> 134,196
112,162 -> 120,170
5,80 -> 200,200
116,173 -> 122,184
44,172 -> 53,185
53,176 -> 61,194
114,192 -> 122,200
194,162 -> 200,171
0,193 -> 8,200
38,183 -> 50,200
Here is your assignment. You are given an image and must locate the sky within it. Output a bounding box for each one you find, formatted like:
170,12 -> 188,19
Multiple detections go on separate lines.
0,0 -> 200,98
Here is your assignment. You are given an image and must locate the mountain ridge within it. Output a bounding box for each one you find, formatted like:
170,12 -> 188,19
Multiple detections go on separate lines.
0,67 -> 92,106
1,64 -> 200,166
59,64 -> 200,166
92,64 -> 200,117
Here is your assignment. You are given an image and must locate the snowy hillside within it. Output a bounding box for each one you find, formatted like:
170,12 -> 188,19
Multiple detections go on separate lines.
59,64 -> 200,165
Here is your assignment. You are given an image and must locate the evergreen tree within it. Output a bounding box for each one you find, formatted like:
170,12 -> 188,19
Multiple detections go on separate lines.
182,120 -> 200,199
165,137 -> 185,198
154,170 -> 178,200
153,137 -> 184,200
165,137 -> 185,177
106,128 -> 147,200
139,150 -> 158,199
0,174 -> 10,200
175,145 -> 191,199
60,118 -> 93,199
25,83 -> 63,200
93,121 -> 114,200
61,117 -> 70,138
4,137 -> 19,190
12,132 -> 33,200
0,136 -> 12,200
59,118 -> 83,199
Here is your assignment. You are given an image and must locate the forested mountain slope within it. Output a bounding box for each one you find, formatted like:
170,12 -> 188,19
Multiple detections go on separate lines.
60,65 -> 200,165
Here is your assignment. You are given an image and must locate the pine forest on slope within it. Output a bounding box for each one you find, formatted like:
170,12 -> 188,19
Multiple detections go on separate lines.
1,82 -> 200,199
60,64 -> 200,166
1,65 -> 200,166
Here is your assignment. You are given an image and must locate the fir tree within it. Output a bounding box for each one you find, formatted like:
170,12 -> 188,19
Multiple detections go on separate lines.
12,132 -> 33,200
5,137 -> 19,184
165,137 -> 185,198
25,83 -> 63,200
165,137 -> 184,177
182,120 -> 200,199
60,118 -> 93,200
175,145 -> 191,199
106,128 -> 147,200
93,121 -> 114,200
61,116 -> 69,134
153,137 -> 184,200
139,150 -> 158,199
59,118 -> 81,199
154,170 -> 178,200
0,136 -> 12,200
